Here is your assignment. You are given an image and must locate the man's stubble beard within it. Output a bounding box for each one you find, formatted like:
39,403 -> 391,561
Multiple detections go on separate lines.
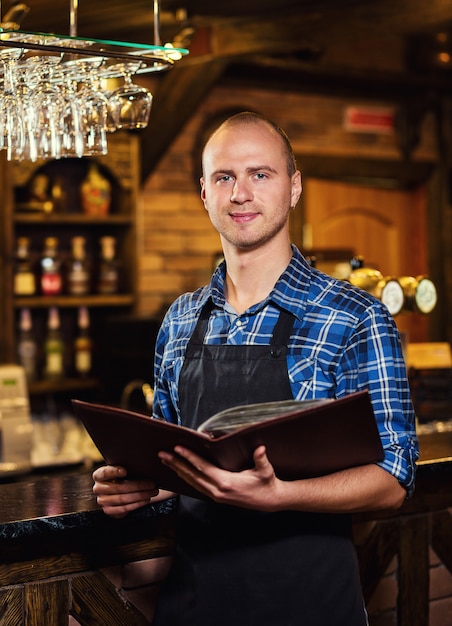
209,204 -> 291,251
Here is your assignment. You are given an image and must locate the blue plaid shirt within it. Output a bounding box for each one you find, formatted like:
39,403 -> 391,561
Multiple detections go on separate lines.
153,245 -> 418,495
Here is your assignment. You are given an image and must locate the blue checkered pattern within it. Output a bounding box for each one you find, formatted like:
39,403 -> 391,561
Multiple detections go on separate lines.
153,245 -> 418,495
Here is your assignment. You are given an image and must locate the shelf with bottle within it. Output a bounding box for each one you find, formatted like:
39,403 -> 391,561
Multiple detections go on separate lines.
14,159 -> 119,217
1,134 -> 139,397
16,305 -> 100,396
13,233 -> 130,307
14,294 -> 135,309
14,213 -> 134,225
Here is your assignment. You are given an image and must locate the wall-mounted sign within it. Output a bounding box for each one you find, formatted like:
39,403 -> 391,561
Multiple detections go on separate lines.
343,106 -> 395,134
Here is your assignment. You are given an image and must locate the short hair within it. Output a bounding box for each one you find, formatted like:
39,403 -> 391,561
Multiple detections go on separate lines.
203,111 -> 297,177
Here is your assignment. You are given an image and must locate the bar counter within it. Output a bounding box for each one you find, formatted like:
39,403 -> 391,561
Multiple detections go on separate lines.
0,433 -> 450,625
0,466 -> 177,625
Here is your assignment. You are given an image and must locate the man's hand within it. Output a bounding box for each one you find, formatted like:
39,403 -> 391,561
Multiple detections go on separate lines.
159,445 -> 283,511
92,465 -> 159,518
158,445 -> 407,514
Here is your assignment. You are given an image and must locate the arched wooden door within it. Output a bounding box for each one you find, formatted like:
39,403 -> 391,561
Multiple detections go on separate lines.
303,178 -> 429,342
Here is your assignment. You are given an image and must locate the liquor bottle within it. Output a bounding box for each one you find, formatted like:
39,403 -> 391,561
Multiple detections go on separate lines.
14,237 -> 36,296
80,163 -> 111,216
40,237 -> 63,296
17,308 -> 37,383
44,307 -> 64,380
67,236 -> 90,295
97,236 -> 119,294
74,306 -> 92,378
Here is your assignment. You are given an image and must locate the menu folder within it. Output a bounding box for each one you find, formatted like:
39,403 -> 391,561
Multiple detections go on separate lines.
72,390 -> 384,500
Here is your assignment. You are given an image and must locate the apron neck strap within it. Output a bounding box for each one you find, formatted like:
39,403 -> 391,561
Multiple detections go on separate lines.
189,299 -> 295,346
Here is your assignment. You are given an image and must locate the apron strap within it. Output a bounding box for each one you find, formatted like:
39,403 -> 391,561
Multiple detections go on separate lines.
187,299 -> 214,345
188,299 -> 295,348
270,307 -> 295,346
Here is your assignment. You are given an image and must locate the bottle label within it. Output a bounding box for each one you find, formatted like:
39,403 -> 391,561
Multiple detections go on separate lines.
14,273 -> 36,296
45,336 -> 64,378
41,273 -> 62,295
76,350 -> 92,374
98,268 -> 118,294
68,270 -> 90,295
46,352 -> 63,376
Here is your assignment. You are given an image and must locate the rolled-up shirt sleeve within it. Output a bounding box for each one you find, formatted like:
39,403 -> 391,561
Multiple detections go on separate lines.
337,303 -> 419,497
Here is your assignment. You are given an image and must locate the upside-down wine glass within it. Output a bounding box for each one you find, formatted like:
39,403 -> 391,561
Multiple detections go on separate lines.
76,58 -> 109,156
0,47 -> 26,159
107,63 -> 153,131
24,55 -> 65,161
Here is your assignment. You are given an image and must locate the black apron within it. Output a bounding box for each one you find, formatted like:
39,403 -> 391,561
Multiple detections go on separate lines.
152,301 -> 367,626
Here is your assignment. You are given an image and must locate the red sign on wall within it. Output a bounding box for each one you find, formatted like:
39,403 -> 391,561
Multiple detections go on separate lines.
344,106 -> 395,134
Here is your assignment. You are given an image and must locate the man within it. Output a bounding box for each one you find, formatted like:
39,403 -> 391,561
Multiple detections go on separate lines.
93,112 -> 418,625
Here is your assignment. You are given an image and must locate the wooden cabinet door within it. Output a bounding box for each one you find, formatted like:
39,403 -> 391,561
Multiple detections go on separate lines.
303,178 -> 429,342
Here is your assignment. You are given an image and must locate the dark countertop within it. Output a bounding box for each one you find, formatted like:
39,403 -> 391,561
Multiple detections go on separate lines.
0,465 -> 176,544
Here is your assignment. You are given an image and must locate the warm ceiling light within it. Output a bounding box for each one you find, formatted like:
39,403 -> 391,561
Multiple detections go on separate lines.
438,51 -> 451,64
436,32 -> 449,44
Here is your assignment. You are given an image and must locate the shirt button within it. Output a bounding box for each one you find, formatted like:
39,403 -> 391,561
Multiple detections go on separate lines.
236,319 -> 242,327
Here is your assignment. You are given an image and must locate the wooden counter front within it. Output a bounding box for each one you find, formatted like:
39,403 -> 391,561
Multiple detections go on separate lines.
0,467 -> 176,625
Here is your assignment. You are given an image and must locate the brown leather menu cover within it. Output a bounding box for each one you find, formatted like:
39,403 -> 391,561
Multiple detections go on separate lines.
72,390 -> 384,499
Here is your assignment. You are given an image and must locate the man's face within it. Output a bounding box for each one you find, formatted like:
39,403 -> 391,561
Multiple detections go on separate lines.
200,122 -> 302,252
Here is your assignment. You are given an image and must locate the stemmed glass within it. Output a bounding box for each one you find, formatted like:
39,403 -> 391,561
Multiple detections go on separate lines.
107,63 -> 153,130
60,73 -> 85,158
57,62 -> 88,158
24,55 -> 65,161
75,58 -> 109,156
0,47 -> 26,160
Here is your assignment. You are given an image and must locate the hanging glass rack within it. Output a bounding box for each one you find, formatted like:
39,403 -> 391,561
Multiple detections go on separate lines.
0,1 -> 189,160
0,30 -> 188,77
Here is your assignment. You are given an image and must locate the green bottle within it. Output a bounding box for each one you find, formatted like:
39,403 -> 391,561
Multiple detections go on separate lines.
44,307 -> 64,380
